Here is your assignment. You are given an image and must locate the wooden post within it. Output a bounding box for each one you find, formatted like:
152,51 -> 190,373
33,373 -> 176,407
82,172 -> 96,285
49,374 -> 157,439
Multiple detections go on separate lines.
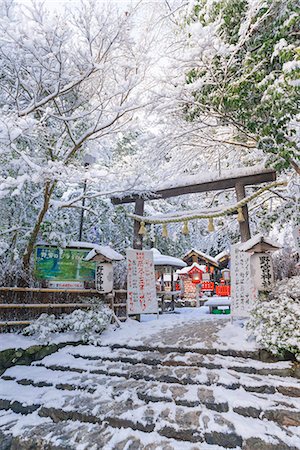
133,198 -> 144,250
171,268 -> 175,311
160,272 -> 165,313
235,183 -> 251,243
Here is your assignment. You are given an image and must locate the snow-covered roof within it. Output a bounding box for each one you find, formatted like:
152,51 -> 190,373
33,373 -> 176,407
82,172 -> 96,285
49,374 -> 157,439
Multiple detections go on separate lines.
177,262 -> 206,275
215,250 -> 230,261
239,234 -> 281,253
183,248 -> 219,266
36,240 -> 124,261
65,241 -> 124,261
151,248 -> 187,268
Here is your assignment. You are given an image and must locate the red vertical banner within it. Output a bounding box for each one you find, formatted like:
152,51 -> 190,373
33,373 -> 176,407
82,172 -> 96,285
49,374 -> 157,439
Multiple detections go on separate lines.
126,249 -> 158,314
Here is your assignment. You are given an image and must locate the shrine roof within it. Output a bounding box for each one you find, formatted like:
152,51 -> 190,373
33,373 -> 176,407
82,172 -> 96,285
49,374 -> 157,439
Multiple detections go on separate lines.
78,244 -> 124,262
239,234 -> 281,253
182,248 -> 219,266
177,262 -> 206,275
152,248 -> 187,268
215,250 -> 230,261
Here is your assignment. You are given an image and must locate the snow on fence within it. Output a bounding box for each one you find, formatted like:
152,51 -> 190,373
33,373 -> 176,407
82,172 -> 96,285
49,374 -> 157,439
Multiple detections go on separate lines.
0,287 -> 127,329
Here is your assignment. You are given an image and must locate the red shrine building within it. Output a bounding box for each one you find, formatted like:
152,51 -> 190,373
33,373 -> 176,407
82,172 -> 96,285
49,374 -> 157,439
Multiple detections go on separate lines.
177,249 -> 231,303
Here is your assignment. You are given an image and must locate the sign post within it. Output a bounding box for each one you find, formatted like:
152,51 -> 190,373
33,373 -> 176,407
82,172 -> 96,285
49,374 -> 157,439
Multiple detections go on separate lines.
126,249 -> 158,316
230,244 -> 253,318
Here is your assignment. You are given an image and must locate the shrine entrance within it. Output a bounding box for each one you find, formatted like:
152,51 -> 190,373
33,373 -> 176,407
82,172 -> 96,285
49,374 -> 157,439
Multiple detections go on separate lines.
111,167 -> 281,249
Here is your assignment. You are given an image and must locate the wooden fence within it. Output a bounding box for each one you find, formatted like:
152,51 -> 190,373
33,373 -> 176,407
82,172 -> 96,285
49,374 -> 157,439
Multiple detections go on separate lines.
0,287 -> 127,329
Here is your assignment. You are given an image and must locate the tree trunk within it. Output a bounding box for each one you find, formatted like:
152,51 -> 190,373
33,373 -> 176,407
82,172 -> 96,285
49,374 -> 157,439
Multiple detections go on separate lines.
22,181 -> 55,274
291,159 -> 300,176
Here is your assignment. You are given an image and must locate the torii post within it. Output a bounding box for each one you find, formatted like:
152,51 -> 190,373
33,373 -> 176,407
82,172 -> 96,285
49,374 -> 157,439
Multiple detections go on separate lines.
111,168 -> 277,248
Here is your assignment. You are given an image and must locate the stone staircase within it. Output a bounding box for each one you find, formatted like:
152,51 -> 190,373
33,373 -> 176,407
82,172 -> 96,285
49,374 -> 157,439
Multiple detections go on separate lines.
0,343 -> 299,450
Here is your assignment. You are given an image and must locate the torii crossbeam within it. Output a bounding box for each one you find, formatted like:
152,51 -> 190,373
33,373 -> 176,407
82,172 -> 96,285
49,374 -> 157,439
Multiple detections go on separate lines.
111,168 -> 277,248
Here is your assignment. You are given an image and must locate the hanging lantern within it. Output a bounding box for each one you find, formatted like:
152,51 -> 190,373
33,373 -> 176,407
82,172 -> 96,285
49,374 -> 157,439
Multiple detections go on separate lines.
182,221 -> 189,235
208,217 -> 215,232
162,223 -> 168,238
138,221 -> 146,235
237,207 -> 245,223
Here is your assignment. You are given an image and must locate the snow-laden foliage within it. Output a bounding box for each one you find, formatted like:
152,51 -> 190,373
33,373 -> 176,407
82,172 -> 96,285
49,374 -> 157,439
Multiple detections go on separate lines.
0,0 -> 298,285
177,0 -> 300,174
0,0 -> 158,279
247,276 -> 300,360
23,303 -> 112,344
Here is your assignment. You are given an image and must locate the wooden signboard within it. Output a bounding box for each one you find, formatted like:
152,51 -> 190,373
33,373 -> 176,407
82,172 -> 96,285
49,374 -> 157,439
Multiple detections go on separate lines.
231,244 -> 253,318
95,263 -> 113,293
126,249 -> 158,315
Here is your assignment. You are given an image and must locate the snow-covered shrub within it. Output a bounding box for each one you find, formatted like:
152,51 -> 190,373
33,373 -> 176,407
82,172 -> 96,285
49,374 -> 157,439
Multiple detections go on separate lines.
23,304 -> 112,345
247,276 -> 300,360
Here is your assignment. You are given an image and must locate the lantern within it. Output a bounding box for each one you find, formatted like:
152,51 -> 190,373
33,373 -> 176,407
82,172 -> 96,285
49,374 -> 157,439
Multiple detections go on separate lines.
191,272 -> 201,284
189,266 -> 203,284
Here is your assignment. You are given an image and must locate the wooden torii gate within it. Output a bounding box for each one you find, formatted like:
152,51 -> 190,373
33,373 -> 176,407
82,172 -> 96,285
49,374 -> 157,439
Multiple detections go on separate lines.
111,168 -> 276,249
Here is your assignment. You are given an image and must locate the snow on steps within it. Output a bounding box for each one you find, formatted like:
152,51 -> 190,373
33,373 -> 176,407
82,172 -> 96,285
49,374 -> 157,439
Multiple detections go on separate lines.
0,343 -> 299,449
33,349 -> 300,397
65,344 -> 300,378
0,377 -> 299,449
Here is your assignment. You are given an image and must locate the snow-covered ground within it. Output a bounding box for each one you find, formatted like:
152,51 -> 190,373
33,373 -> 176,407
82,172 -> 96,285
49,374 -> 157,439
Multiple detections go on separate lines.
100,307 -> 257,352
0,307 -> 256,353
0,331 -> 82,352
0,307 -> 299,450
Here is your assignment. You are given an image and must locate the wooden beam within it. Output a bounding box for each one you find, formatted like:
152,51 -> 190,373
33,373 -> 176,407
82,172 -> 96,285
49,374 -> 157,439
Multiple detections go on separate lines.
111,169 -> 276,204
0,287 -> 99,293
235,182 -> 251,242
0,303 -> 93,308
133,198 -> 144,250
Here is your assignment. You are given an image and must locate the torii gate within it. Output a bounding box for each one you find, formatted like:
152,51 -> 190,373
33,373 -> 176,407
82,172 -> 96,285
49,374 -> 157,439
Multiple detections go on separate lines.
111,168 -> 276,249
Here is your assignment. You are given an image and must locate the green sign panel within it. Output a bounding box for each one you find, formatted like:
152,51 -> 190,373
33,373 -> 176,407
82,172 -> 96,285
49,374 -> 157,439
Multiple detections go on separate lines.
34,246 -> 95,281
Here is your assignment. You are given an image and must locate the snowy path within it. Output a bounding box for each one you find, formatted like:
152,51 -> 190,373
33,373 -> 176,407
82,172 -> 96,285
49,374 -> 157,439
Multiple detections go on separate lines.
0,314 -> 299,449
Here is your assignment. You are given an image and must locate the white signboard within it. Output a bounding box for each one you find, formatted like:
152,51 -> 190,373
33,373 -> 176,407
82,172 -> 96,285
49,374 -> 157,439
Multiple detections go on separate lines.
95,263 -> 113,293
231,244 -> 252,318
293,226 -> 300,251
126,249 -> 158,315
250,253 -> 274,291
202,273 -> 210,281
48,281 -> 84,290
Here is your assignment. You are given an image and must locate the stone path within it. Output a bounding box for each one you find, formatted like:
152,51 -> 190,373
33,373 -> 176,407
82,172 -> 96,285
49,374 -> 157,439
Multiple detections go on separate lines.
0,320 -> 300,449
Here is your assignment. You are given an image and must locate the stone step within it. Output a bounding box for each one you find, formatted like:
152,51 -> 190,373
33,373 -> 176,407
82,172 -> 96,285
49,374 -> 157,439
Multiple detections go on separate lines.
1,355 -> 300,449
4,364 -> 300,416
110,342 -> 279,362
36,351 -> 300,398
16,389 -> 300,449
1,378 -> 294,450
64,343 -> 299,378
1,367 -> 299,433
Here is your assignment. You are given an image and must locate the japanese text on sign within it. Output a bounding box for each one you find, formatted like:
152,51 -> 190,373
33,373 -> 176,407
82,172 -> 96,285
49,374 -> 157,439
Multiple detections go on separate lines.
126,249 -> 158,315
231,244 -> 253,318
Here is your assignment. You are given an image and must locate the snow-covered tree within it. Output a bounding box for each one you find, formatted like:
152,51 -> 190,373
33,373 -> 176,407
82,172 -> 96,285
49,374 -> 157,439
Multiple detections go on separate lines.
247,276 -> 300,360
0,0 -> 156,279
175,0 -> 300,174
